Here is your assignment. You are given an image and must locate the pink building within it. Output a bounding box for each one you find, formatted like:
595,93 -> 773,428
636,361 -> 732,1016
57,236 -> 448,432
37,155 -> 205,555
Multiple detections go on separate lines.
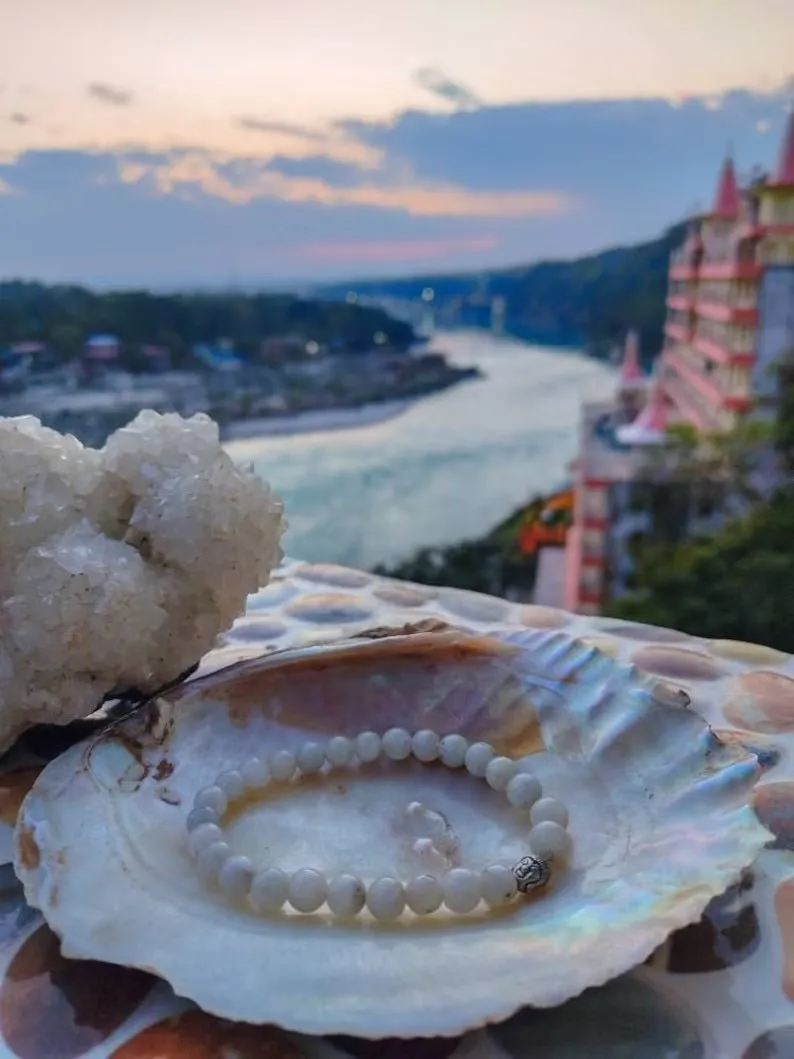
563,112 -> 794,615
563,334 -> 653,614
662,112 -> 794,431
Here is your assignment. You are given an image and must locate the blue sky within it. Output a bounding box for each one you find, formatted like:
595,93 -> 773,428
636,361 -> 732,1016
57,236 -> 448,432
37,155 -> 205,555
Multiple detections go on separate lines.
1,0 -> 792,286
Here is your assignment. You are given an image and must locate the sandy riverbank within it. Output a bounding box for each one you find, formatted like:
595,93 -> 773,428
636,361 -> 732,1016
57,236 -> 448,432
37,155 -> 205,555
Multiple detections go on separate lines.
220,397 -> 417,442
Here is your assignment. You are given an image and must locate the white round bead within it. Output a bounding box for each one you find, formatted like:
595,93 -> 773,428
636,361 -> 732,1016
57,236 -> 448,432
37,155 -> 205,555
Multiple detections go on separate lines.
288,868 -> 327,913
186,806 -> 217,831
250,867 -> 289,912
439,734 -> 468,768
193,785 -> 227,815
241,756 -> 268,788
215,769 -> 245,801
382,728 -> 412,761
506,772 -> 543,808
480,864 -> 518,907
486,756 -> 517,791
196,840 -> 231,884
326,736 -> 355,767
218,855 -> 254,900
367,876 -> 406,921
529,820 -> 570,860
296,741 -> 326,774
326,874 -> 366,917
405,874 -> 444,915
530,797 -> 570,829
188,822 -> 224,858
443,868 -> 481,914
356,730 -> 381,762
411,729 -> 440,762
270,750 -> 297,782
465,742 -> 495,777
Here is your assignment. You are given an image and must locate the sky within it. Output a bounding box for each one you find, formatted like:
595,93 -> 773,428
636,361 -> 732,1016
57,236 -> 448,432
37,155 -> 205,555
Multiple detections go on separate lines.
0,0 -> 792,286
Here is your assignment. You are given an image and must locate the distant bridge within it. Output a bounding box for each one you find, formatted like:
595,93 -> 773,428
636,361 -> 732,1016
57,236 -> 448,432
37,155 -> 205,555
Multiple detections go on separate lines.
354,293 -> 507,337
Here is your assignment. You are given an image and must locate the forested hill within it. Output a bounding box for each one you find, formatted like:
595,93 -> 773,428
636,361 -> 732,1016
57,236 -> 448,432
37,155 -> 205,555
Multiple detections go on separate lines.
0,283 -> 416,359
316,223 -> 687,363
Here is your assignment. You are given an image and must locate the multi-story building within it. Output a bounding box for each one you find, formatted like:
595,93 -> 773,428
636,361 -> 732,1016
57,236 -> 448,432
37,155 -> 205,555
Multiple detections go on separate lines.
662,111 -> 794,431
562,341 -> 654,615
563,111 -> 794,615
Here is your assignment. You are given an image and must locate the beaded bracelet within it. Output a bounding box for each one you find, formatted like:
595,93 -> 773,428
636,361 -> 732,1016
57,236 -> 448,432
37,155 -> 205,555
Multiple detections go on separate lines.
185,727 -> 570,921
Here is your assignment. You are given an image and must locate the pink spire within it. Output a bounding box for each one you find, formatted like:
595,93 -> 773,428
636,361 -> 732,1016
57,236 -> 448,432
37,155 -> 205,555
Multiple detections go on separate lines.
618,330 -> 643,386
635,379 -> 670,434
615,376 -> 669,445
711,156 -> 740,217
774,108 -> 794,186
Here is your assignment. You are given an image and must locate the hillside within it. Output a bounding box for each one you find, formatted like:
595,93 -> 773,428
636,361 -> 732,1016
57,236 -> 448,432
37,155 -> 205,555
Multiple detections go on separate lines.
317,223 -> 687,364
0,282 -> 416,363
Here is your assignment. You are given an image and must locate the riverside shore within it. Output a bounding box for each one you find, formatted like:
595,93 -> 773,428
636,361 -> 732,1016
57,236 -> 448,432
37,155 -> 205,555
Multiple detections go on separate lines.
1,350 -> 479,448
221,397 -> 416,442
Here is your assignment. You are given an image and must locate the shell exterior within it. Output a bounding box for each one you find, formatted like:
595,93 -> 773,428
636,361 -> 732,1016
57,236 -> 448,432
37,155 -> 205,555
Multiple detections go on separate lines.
13,598 -> 769,1040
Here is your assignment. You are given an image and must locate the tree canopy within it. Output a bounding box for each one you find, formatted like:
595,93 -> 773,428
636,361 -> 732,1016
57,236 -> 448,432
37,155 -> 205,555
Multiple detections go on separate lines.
607,489 -> 794,651
0,281 -> 415,362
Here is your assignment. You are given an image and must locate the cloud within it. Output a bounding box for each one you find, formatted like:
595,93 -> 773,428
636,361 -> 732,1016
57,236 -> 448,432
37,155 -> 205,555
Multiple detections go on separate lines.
414,68 -> 482,110
0,148 -> 520,285
338,86 -> 793,241
9,113 -> 30,125
297,235 -> 499,264
236,117 -> 326,142
1,83 -> 792,285
264,153 -> 371,188
87,83 -> 134,107
114,148 -> 570,218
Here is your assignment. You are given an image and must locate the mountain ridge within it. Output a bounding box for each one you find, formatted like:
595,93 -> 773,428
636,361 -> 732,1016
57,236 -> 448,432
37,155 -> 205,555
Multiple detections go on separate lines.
316,222 -> 687,363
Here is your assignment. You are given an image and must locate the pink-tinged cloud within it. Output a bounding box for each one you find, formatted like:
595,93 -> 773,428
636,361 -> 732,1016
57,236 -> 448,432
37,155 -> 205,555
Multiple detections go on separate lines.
298,235 -> 500,263
116,153 -> 572,218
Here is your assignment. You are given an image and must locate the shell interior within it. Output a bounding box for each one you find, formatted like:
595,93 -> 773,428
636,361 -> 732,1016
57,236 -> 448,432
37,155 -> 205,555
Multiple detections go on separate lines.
13,626 -> 770,1038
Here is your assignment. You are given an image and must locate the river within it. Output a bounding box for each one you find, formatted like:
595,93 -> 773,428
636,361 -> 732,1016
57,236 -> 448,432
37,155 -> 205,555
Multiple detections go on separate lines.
224,331 -> 615,569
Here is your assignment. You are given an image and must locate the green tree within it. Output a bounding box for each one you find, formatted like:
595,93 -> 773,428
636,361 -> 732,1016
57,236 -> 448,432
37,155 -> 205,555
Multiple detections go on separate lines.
608,353 -> 794,650
47,323 -> 82,359
608,490 -> 794,651
0,281 -> 416,363
640,418 -> 771,507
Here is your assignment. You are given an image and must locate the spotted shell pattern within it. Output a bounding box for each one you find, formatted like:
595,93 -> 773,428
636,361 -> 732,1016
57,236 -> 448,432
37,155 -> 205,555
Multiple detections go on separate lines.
0,559 -> 792,1058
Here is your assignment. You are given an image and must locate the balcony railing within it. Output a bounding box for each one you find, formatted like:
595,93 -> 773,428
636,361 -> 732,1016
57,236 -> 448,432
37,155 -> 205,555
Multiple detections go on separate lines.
670,263 -> 698,281
664,321 -> 690,344
661,374 -> 719,432
663,348 -> 751,413
697,260 -> 761,281
691,332 -> 755,368
696,301 -> 758,327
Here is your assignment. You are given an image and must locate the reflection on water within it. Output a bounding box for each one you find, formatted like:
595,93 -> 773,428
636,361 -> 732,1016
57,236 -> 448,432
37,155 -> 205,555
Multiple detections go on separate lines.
226,331 -> 614,568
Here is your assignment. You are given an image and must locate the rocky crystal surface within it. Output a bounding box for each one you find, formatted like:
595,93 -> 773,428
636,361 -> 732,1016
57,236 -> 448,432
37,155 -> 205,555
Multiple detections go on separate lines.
0,410 -> 285,751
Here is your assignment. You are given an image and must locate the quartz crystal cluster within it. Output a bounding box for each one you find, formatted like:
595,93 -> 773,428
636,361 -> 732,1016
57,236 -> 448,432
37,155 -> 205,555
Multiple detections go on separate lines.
0,411 -> 285,751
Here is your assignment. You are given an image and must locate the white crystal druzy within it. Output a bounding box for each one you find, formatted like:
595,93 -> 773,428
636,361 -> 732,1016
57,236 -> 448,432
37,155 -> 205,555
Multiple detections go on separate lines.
0,411 -> 285,750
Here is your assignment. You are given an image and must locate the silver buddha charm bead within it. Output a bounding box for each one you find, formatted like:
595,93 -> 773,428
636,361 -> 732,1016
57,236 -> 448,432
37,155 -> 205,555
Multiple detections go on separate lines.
512,855 -> 551,894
